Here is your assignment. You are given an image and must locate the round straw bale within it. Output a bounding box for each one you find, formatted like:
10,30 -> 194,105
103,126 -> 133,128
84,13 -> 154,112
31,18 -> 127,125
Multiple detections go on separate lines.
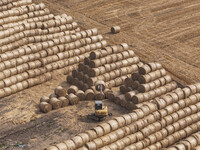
183,87 -> 191,98
49,98 -> 62,109
139,65 -> 151,75
93,126 -> 104,137
67,85 -> 78,94
93,138 -> 104,149
107,120 -> 119,131
133,109 -> 145,118
55,143 -> 68,150
59,97 -> 69,107
187,85 -> 197,95
138,84 -> 151,93
85,89 -> 95,100
64,140 -> 76,150
76,90 -> 85,101
124,91 -> 136,101
44,146 -> 59,150
72,136 -> 84,149
40,96 -> 50,103
122,114 -> 132,125
67,93 -> 79,105
40,102 -> 52,113
116,140 -> 126,149
85,141 -> 97,150
100,135 -> 111,146
132,93 -> 144,104
173,88 -> 184,100
85,130 -> 97,140
98,123 -> 112,135
78,133 -> 90,144
194,83 -> 200,92
114,117 -> 126,127
111,26 -> 120,34
55,86 -> 66,97
108,132 -> 118,143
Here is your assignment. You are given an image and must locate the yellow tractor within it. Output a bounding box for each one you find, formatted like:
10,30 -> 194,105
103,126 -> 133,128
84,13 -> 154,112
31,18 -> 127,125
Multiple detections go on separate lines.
88,80 -> 111,121
94,100 -> 108,118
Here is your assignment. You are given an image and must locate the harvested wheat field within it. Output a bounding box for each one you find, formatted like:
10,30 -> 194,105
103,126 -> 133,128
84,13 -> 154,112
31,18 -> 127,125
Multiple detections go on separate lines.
0,0 -> 200,150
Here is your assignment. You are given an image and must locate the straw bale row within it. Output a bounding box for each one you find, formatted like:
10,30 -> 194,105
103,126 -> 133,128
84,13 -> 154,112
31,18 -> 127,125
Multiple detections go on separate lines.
45,83 -> 200,150
0,1 -> 106,99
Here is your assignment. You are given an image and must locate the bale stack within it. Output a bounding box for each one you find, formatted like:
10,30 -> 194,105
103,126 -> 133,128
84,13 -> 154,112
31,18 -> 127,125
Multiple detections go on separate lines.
39,85 -> 86,113
39,82 -> 108,113
121,83 -> 200,150
39,86 -> 68,113
45,82 -> 200,150
39,44 -> 142,112
0,0 -> 107,98
107,62 -> 178,110
166,132 -> 200,150
66,44 -> 143,100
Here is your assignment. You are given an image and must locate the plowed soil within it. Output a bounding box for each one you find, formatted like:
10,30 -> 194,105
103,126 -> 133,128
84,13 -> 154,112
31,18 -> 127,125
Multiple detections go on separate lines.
0,0 -> 200,149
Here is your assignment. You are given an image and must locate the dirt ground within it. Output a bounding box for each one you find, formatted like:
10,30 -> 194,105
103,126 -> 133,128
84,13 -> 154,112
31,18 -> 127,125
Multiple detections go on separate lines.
0,0 -> 200,149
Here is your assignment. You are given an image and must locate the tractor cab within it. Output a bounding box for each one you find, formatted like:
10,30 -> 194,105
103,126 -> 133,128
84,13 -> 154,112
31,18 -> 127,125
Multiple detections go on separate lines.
95,100 -> 103,110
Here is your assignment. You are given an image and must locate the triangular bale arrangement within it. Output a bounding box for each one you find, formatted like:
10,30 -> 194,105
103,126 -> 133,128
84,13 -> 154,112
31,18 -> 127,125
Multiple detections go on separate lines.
107,62 -> 178,110
39,43 -> 144,113
66,44 -> 143,98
